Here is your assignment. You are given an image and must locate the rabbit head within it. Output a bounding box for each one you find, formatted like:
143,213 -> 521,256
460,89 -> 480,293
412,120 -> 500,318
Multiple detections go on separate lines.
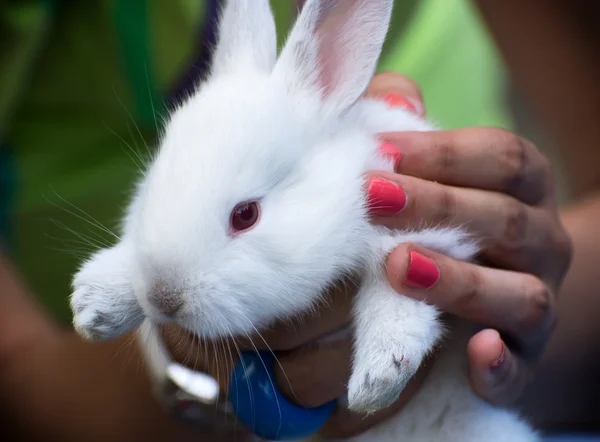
73,0 -> 394,339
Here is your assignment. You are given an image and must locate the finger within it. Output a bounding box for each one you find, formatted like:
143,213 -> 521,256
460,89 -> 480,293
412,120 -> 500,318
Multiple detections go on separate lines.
364,72 -> 426,117
162,276 -> 356,374
467,329 -> 532,405
386,245 -> 555,353
366,170 -> 556,276
378,128 -> 551,205
161,325 -> 235,391
161,290 -> 354,392
169,325 -> 429,440
237,280 -> 355,351
274,327 -> 353,408
162,323 -> 353,408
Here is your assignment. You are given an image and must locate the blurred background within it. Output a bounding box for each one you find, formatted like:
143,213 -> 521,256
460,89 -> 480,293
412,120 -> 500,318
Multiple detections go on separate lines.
3,0 -> 581,323
0,0 -> 598,437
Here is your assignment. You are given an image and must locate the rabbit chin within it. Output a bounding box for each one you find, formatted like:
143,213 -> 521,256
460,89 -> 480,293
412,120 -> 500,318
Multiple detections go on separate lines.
135,289 -> 288,341
135,299 -> 230,339
172,308 -> 275,341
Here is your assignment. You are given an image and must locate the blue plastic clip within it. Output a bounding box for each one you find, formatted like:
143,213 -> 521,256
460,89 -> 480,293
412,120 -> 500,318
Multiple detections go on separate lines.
229,352 -> 336,440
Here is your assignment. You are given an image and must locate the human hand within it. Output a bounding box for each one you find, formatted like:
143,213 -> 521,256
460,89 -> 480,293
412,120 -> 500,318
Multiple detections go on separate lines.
162,72 -> 572,440
366,73 -> 572,404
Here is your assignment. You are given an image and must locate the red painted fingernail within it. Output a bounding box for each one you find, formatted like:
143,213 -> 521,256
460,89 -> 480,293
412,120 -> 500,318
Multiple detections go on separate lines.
367,178 -> 406,215
404,251 -> 440,289
490,341 -> 505,369
378,141 -> 403,169
383,93 -> 423,115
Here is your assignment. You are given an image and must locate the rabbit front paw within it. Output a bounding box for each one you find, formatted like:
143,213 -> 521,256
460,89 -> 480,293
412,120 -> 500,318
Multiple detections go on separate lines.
349,278 -> 443,414
347,344 -> 420,414
70,283 -> 142,341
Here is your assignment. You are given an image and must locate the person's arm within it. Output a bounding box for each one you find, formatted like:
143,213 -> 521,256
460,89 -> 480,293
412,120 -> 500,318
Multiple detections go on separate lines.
0,4 -> 213,439
521,198 -> 600,430
474,0 -> 600,429
0,253 -> 217,442
473,0 -> 600,197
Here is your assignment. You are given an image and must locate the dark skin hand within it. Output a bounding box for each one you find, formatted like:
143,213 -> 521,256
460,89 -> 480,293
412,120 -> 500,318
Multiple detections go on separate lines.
473,0 -> 600,429
162,72 -> 571,439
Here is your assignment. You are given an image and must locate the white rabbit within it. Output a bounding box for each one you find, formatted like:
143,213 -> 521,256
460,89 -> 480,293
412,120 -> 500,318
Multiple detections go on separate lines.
70,0 -> 538,440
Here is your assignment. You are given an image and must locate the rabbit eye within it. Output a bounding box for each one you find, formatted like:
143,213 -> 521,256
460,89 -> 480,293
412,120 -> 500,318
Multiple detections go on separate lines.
230,201 -> 260,232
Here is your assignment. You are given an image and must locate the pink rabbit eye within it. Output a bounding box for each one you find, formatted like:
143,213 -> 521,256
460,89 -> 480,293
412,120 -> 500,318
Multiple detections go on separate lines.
230,201 -> 260,232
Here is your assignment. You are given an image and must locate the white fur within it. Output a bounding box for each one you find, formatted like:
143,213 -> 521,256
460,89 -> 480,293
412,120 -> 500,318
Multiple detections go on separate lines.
70,0 -> 538,440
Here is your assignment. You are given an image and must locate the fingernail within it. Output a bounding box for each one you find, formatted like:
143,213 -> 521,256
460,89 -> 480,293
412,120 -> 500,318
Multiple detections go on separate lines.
404,251 -> 440,289
383,93 -> 424,116
490,341 -> 505,369
367,178 -> 407,215
378,141 -> 403,169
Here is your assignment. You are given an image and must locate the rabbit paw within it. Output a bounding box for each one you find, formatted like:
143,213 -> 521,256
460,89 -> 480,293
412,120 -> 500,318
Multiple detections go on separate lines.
349,277 -> 443,414
70,284 -> 142,341
347,348 -> 419,414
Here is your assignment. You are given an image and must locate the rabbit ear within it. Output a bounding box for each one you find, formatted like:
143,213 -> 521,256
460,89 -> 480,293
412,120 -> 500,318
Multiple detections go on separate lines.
211,0 -> 277,75
275,0 -> 393,114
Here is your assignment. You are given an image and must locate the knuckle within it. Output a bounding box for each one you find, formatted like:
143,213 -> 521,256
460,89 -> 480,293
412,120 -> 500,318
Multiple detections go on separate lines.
431,136 -> 458,179
500,132 -> 529,193
555,230 -> 574,275
544,228 -> 574,288
502,200 -> 530,252
517,277 -> 554,335
434,186 -> 457,225
539,153 -> 553,179
494,130 -> 549,203
453,266 -> 484,310
532,150 -> 554,199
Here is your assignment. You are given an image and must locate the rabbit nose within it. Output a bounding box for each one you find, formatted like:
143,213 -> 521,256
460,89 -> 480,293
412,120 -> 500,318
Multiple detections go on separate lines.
147,283 -> 184,318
